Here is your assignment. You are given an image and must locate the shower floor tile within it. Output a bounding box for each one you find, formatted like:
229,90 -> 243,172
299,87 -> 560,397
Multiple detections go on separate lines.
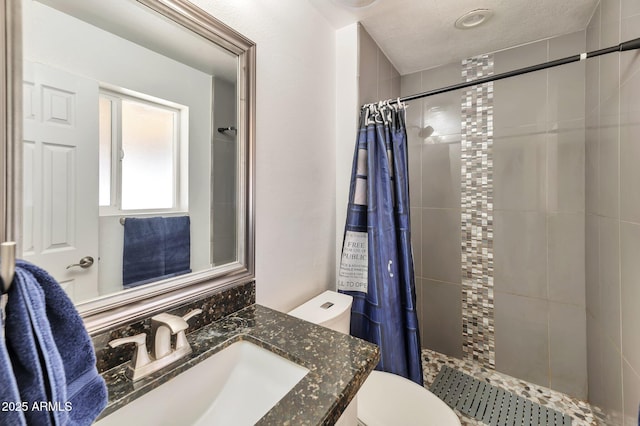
421,349 -> 604,426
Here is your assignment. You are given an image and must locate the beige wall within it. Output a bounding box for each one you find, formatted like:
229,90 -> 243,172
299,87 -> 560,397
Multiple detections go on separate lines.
585,0 -> 640,423
191,0 -> 338,312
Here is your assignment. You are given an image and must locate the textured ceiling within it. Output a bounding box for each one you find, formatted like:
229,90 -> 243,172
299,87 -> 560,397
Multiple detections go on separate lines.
308,0 -> 599,75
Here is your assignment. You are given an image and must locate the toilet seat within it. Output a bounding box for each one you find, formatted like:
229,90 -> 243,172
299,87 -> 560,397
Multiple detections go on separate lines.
357,371 -> 461,426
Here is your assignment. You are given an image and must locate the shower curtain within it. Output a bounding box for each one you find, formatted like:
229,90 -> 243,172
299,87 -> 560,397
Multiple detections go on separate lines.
338,101 -> 423,385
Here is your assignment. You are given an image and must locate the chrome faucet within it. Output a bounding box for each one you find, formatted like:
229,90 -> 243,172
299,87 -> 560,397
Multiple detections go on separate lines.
109,309 -> 203,381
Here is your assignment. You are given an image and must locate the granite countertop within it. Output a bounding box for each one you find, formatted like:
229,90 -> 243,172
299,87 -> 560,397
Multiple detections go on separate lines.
98,304 -> 380,425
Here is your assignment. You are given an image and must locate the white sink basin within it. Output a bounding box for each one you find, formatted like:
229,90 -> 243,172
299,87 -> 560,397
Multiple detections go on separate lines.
95,340 -> 309,426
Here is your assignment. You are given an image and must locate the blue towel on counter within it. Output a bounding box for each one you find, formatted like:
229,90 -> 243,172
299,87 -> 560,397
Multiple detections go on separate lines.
4,260 -> 107,426
123,216 -> 191,288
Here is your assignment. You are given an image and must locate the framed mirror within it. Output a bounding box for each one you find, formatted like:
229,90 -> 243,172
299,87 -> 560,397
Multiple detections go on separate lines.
0,0 -> 255,332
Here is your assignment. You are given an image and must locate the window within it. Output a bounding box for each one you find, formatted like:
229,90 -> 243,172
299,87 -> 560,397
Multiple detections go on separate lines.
99,89 -> 186,212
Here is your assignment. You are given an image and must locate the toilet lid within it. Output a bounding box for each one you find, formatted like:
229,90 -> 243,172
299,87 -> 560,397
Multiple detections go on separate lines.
357,371 -> 461,426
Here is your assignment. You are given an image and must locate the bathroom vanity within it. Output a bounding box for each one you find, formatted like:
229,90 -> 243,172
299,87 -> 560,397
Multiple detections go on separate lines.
0,1 -> 380,423
95,301 -> 379,425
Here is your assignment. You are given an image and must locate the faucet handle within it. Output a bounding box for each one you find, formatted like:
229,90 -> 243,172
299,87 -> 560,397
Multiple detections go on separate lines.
150,313 -> 190,359
108,333 -> 152,373
176,309 -> 203,351
182,308 -> 203,322
151,313 -> 189,334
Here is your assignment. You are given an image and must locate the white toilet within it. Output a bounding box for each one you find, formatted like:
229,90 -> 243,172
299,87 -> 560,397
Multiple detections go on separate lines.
289,290 -> 461,426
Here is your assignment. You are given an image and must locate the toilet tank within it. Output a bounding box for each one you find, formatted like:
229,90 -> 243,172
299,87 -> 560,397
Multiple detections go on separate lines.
288,290 -> 353,335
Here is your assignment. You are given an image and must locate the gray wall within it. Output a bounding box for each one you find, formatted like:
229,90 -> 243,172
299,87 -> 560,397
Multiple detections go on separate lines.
212,78 -> 237,266
401,31 -> 588,399
358,24 -> 400,106
585,0 -> 640,423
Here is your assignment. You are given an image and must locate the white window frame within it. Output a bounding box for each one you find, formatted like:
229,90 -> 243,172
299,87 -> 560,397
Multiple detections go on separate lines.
99,87 -> 188,216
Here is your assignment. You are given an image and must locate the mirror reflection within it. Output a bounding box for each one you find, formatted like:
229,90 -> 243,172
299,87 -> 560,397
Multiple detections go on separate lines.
21,0 -> 240,304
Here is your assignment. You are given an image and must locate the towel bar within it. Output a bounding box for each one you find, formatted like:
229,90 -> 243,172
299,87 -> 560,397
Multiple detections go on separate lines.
0,241 -> 17,293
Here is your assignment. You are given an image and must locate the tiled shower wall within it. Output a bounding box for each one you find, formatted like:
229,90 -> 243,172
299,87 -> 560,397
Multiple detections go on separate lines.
401,31 -> 588,399
585,0 -> 640,424
357,24 -> 401,106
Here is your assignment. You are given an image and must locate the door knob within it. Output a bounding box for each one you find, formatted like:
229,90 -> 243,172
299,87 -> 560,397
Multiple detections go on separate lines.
66,256 -> 94,270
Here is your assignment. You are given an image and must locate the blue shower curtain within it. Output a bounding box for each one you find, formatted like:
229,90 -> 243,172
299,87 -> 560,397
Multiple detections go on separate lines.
338,101 -> 423,385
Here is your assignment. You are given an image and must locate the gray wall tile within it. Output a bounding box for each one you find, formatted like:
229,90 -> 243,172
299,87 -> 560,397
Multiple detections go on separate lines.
494,72 -> 547,128
401,72 -> 421,97
621,15 -> 640,88
601,339 -> 624,423
421,141 -> 461,209
358,24 -> 401,105
600,54 -> 621,112
599,216 -> 621,349
495,292 -> 549,388
622,0 -> 640,18
585,214 -> 600,318
587,4 -> 601,52
585,127 -> 600,214
621,221 -> 640,374
415,277 -> 424,337
623,360 -> 640,425
494,40 -> 547,73
422,91 -> 461,137
410,207 -> 422,277
548,213 -> 585,306
548,32 -> 586,123
602,339 -> 624,424
549,302 -> 587,399
620,123 -> 640,223
493,130 -> 547,212
587,314 -> 604,404
620,58 -> 640,122
408,142 -> 422,207
585,3 -> 640,421
421,279 -> 463,358
601,0 -> 622,46
586,58 -> 600,119
420,62 -> 462,91
421,208 -> 461,284
547,122 -> 585,213
549,31 -> 586,60
548,60 -> 586,123
599,125 -> 620,219
494,210 -> 547,298
358,26 -> 378,85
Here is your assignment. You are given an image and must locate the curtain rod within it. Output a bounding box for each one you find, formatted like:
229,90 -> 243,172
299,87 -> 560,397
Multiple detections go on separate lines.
391,37 -> 640,104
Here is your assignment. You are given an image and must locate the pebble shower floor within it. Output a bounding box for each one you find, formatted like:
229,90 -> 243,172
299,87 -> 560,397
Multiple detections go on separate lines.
421,349 -> 610,425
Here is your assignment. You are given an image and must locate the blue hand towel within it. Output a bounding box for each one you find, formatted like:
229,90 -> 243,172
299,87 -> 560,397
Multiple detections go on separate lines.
5,260 -> 107,425
0,297 -> 27,426
123,216 -> 165,287
163,216 -> 191,277
123,216 -> 191,288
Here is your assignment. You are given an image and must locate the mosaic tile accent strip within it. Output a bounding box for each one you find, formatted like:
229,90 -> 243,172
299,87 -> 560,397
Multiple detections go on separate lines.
422,349 -> 598,426
461,54 -> 495,368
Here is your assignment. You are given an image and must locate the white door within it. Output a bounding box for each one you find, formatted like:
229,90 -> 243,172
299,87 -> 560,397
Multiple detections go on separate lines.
23,61 -> 100,302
